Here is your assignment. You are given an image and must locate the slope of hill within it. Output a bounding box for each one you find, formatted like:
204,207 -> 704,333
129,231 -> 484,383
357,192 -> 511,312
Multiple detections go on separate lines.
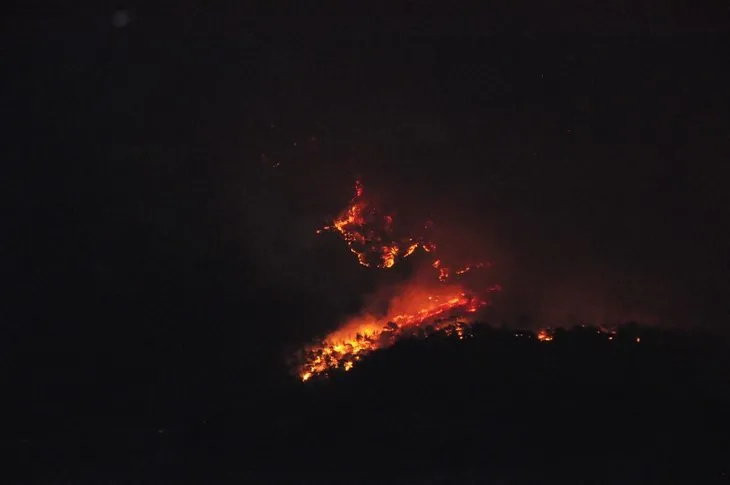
8,324 -> 728,483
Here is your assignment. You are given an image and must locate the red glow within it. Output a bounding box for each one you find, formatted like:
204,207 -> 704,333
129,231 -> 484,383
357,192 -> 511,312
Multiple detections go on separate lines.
297,179 -> 500,380
316,180 -> 489,282
297,284 -> 494,380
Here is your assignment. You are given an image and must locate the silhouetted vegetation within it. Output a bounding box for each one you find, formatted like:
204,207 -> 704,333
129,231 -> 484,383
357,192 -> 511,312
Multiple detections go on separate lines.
7,323 -> 729,483
269,323 -> 730,482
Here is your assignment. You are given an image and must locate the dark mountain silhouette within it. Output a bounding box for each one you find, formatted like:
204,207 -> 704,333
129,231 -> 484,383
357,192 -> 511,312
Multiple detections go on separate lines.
6,323 -> 729,483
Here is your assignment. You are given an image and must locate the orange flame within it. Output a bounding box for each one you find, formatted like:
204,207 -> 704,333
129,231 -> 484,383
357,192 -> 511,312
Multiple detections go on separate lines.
317,180 -> 443,270
537,329 -> 554,342
317,180 -> 489,281
298,179 -> 500,381
297,284 -> 495,380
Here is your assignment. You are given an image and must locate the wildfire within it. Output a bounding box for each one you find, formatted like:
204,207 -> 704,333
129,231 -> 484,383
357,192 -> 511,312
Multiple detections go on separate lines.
297,179 -> 500,381
316,179 -> 426,269
317,180 -> 489,282
297,285 -> 493,380
537,329 -> 554,342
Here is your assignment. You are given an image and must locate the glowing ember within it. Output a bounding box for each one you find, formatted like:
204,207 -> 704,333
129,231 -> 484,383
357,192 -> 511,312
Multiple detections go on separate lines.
438,268 -> 449,282
455,262 -> 488,275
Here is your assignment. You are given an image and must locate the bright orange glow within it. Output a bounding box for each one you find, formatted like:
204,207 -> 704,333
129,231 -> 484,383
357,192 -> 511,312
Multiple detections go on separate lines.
403,242 -> 419,258
297,284 -> 494,380
317,180 -> 432,269
537,329 -> 554,342
298,179 -> 500,381
316,180 -> 488,281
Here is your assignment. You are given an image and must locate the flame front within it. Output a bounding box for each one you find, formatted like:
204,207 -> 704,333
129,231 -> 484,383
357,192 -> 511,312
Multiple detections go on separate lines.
297,287 -> 491,380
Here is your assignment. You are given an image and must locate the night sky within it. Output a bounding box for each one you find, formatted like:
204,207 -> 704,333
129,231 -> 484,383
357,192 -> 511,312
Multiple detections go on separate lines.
3,4 -> 730,418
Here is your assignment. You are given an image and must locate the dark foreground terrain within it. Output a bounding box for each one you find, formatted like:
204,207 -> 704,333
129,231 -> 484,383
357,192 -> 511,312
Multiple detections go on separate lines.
4,323 -> 730,484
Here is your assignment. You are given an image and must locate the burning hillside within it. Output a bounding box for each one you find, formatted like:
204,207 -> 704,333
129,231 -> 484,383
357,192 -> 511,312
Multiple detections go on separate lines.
315,179 -> 430,269
296,180 -> 501,380
297,285 -> 498,381
316,180 -> 491,280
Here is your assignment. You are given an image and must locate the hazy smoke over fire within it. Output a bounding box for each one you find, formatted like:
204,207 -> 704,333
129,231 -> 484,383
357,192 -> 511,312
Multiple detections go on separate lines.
295,180 -> 500,380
